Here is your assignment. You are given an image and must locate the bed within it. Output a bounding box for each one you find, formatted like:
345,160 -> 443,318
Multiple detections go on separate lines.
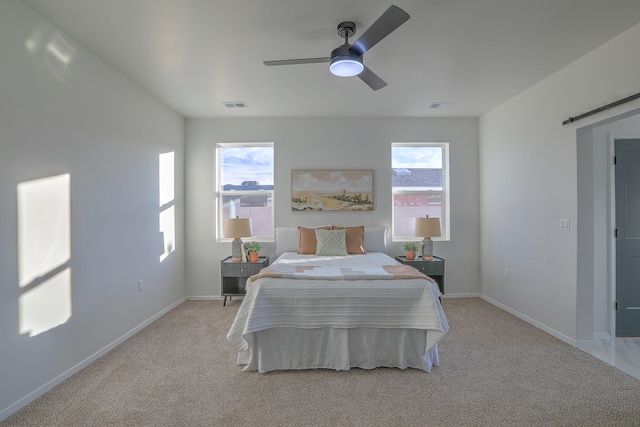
226,226 -> 449,373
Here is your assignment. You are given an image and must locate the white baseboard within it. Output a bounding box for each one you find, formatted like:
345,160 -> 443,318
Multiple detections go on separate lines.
186,295 -> 224,300
441,293 -> 481,298
186,295 -> 247,303
480,295 -> 576,346
0,297 -> 186,422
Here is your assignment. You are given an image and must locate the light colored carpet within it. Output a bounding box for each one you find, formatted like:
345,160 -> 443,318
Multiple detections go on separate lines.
2,298 -> 639,426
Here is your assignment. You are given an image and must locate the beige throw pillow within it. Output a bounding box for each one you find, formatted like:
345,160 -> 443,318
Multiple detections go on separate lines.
331,225 -> 366,254
298,226 -> 331,254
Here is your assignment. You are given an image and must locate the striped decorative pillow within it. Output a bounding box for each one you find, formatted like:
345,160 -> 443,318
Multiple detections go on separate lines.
315,229 -> 347,256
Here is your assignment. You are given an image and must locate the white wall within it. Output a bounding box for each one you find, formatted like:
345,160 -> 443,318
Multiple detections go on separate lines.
479,22 -> 640,343
185,117 -> 480,298
0,0 -> 185,416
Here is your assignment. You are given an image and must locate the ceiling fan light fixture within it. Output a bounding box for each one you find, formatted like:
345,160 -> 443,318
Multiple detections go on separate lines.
330,56 -> 364,77
264,5 -> 410,89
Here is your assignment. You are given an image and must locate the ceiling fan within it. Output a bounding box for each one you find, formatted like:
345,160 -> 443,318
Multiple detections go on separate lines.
263,5 -> 410,91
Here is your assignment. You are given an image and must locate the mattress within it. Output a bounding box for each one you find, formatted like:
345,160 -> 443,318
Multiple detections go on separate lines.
227,252 -> 449,372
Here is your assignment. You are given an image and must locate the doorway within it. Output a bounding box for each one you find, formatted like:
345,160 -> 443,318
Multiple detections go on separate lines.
575,107 -> 640,343
615,138 -> 640,336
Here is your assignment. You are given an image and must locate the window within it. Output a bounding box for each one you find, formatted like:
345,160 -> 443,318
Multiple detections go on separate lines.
392,143 -> 449,241
217,143 -> 274,241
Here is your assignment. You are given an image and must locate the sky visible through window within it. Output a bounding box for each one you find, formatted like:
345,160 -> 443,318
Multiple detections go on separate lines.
220,146 -> 274,187
392,146 -> 442,169
220,146 -> 436,185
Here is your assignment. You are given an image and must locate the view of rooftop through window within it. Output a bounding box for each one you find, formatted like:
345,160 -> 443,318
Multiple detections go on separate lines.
392,143 -> 448,240
217,144 -> 274,240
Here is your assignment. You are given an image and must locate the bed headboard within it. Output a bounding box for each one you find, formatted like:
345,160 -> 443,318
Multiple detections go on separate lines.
275,226 -> 388,258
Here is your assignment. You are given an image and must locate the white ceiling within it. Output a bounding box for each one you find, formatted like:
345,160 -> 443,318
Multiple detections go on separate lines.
21,0 -> 640,118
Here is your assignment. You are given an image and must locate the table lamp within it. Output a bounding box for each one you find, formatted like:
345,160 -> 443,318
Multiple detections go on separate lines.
224,217 -> 251,262
414,216 -> 441,260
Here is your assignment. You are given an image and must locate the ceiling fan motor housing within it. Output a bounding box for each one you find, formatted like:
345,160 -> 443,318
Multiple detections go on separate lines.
330,22 -> 363,78
329,45 -> 363,77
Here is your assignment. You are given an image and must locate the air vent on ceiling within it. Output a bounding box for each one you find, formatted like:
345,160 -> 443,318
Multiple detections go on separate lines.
222,102 -> 248,108
428,102 -> 454,109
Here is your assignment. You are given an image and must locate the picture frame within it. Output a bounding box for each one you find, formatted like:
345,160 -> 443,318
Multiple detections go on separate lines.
291,170 -> 374,211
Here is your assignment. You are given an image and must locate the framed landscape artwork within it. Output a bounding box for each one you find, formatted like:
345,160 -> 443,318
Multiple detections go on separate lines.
291,170 -> 374,211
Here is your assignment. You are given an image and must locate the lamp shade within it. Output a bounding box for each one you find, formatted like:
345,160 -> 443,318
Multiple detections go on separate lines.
414,217 -> 441,238
223,218 -> 251,239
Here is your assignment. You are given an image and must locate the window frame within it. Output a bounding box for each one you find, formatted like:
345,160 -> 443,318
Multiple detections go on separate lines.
216,142 -> 275,242
391,142 -> 450,242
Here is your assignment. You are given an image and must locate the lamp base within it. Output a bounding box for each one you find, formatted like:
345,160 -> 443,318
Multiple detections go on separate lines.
231,238 -> 244,262
422,238 -> 434,260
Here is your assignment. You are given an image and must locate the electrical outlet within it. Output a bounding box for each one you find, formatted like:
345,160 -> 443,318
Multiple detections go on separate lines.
559,218 -> 570,231
138,279 -> 144,292
504,268 -> 510,279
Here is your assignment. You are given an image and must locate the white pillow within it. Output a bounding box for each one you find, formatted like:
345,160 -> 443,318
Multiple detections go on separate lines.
363,226 -> 388,253
275,227 -> 299,257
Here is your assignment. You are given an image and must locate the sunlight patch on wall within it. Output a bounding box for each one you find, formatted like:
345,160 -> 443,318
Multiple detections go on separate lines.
18,174 -> 70,287
25,29 -> 76,82
159,206 -> 175,262
159,151 -> 175,206
17,174 -> 72,337
19,268 -> 71,337
159,152 -> 175,262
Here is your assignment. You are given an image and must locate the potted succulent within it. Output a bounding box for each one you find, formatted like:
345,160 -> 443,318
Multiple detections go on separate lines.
245,241 -> 263,262
402,241 -> 419,260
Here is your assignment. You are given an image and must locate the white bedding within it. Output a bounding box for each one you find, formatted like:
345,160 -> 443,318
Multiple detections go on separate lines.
226,252 -> 449,372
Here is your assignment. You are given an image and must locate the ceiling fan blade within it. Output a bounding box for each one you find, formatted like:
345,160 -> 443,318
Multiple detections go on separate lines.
350,5 -> 410,56
263,57 -> 331,66
358,66 -> 387,91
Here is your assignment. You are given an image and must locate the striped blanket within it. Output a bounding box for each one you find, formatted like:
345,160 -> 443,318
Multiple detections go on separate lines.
227,252 -> 448,358
250,263 -> 434,282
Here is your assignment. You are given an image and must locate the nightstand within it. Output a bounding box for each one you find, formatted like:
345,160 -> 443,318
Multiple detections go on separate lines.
395,255 -> 445,294
221,256 -> 269,306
